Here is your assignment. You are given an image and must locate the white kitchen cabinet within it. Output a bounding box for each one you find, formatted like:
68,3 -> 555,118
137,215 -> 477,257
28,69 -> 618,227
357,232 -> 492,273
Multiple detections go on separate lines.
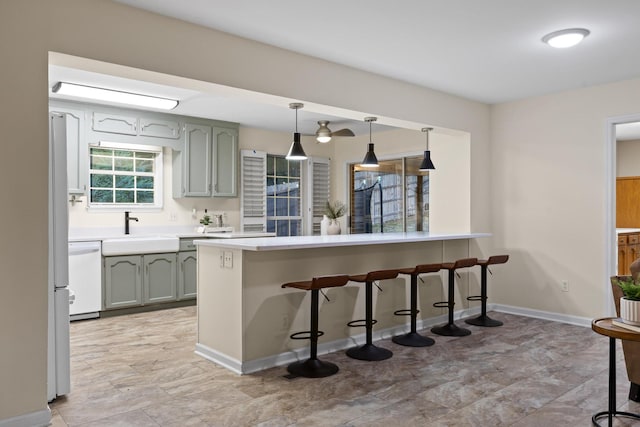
173,124 -> 238,198
92,112 -> 137,135
213,127 -> 238,197
104,255 -> 143,309
177,251 -> 197,300
139,117 -> 181,139
50,106 -> 88,195
143,253 -> 177,304
104,253 -> 177,309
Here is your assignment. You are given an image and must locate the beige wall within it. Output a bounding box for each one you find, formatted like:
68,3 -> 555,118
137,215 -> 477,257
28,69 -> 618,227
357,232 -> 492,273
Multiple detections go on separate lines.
0,0 -> 491,421
617,139 -> 640,177
491,78 -> 640,318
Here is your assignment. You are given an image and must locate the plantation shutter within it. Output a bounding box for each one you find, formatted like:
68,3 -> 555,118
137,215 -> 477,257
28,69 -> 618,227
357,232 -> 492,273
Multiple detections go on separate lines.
240,149 -> 267,232
306,157 -> 330,235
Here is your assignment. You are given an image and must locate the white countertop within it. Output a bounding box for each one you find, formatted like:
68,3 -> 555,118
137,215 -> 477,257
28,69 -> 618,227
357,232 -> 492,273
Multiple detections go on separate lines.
68,226 -> 275,242
194,231 -> 490,251
617,228 -> 640,234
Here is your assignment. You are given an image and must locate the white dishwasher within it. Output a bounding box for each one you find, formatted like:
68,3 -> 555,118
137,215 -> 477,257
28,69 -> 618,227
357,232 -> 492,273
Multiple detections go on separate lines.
68,241 -> 102,320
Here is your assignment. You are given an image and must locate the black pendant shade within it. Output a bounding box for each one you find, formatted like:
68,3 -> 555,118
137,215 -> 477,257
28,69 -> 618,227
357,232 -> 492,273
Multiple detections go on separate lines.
419,150 -> 435,171
286,132 -> 307,160
419,127 -> 435,171
360,117 -> 379,168
361,143 -> 379,167
285,103 -> 307,160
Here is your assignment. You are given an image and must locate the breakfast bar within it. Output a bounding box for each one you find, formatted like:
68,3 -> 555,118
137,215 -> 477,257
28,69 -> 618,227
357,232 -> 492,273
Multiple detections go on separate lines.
194,232 -> 490,374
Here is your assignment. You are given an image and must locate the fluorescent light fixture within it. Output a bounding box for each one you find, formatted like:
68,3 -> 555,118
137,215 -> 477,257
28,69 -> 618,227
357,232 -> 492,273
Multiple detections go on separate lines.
52,82 -> 179,110
542,28 -> 590,48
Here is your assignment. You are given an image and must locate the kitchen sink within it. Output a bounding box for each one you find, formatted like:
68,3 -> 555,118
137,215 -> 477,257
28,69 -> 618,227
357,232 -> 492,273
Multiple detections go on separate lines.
101,235 -> 180,256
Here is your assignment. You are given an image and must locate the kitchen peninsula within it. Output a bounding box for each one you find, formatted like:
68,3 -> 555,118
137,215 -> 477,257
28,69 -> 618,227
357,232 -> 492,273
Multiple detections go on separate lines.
194,232 -> 490,374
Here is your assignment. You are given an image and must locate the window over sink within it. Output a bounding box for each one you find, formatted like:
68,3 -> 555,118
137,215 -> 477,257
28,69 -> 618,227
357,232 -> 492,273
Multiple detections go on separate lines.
88,142 -> 163,210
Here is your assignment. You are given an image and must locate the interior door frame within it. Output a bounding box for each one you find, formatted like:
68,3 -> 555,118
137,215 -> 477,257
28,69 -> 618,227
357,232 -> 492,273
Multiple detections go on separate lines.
606,113 -> 640,316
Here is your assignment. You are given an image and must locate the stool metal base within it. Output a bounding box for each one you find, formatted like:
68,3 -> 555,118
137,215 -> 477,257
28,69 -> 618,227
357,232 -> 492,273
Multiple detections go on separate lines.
346,343 -> 393,361
392,332 -> 435,347
592,410 -> 640,426
465,314 -> 503,327
431,323 -> 471,337
286,358 -> 339,378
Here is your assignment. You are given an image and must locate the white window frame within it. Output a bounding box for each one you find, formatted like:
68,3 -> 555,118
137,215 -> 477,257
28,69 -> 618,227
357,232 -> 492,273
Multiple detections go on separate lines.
240,150 -> 330,236
87,141 -> 164,212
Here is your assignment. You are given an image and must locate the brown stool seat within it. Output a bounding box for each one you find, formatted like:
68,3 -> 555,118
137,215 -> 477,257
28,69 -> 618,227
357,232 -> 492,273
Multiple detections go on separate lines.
281,274 -> 349,378
349,269 -> 399,283
282,275 -> 350,291
431,257 -> 478,337
393,263 -> 442,347
466,255 -> 509,327
346,269 -> 400,361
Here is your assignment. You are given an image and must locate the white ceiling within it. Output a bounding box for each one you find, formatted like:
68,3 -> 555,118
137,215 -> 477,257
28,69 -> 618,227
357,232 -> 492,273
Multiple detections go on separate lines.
113,0 -> 640,104
50,1 -> 640,139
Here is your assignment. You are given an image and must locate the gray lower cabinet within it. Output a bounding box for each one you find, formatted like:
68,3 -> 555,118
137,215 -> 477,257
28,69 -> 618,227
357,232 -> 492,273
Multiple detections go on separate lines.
104,253 -> 177,309
104,255 -> 143,309
178,251 -> 197,300
143,253 -> 177,304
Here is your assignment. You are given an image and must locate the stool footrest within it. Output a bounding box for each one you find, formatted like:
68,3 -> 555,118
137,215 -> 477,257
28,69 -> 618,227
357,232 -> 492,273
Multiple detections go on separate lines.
290,330 -> 324,341
347,319 -> 376,328
433,301 -> 450,309
466,295 -> 484,302
393,308 -> 419,316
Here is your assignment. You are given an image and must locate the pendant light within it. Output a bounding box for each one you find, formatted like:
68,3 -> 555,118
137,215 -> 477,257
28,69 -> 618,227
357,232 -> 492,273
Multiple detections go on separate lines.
360,117 -> 379,168
419,127 -> 436,171
286,103 -> 307,160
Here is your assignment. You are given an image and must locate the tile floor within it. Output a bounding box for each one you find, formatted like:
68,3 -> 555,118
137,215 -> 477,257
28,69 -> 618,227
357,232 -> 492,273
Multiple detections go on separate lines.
50,307 -> 640,426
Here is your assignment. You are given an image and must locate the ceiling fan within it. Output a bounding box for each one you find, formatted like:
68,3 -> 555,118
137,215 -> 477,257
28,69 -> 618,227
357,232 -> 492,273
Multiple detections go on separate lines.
314,120 -> 355,143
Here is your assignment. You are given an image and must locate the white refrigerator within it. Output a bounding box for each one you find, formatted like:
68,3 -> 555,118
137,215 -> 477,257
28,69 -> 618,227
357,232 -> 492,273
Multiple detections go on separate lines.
47,113 -> 71,401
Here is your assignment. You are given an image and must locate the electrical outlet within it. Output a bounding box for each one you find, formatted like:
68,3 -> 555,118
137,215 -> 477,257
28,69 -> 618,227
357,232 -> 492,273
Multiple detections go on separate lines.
224,251 -> 233,268
561,280 -> 569,292
168,212 -> 177,221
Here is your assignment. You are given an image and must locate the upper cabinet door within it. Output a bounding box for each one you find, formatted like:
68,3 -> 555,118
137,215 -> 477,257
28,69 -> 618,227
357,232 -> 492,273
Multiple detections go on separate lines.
183,124 -> 213,197
213,127 -> 238,197
92,112 -> 137,135
51,107 -> 88,195
139,118 -> 181,139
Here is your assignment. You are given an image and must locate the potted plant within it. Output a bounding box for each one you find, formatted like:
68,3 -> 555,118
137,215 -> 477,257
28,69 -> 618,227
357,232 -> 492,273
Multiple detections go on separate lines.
324,200 -> 345,235
613,276 -> 640,326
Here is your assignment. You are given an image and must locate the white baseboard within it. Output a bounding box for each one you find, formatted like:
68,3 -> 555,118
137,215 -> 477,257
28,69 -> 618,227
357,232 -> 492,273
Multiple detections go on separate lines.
492,303 -> 592,327
0,408 -> 51,427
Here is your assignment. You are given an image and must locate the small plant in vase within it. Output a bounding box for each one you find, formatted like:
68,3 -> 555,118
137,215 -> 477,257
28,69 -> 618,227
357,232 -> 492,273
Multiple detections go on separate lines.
613,276 -> 640,326
324,201 -> 345,235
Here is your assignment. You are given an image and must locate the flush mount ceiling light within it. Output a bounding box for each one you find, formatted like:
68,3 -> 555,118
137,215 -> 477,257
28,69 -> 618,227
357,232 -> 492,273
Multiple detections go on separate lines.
52,82 -> 179,110
419,127 -> 436,171
542,28 -> 590,48
360,117 -> 379,168
285,103 -> 307,161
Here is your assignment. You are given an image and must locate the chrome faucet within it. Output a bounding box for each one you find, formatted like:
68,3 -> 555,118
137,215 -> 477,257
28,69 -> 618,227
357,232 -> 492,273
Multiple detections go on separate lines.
124,211 -> 138,235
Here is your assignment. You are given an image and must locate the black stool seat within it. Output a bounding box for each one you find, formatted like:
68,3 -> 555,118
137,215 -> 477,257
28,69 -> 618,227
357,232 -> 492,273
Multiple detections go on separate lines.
393,263 -> 442,347
431,257 -> 477,337
465,255 -> 509,327
282,275 -> 350,378
346,269 -> 399,361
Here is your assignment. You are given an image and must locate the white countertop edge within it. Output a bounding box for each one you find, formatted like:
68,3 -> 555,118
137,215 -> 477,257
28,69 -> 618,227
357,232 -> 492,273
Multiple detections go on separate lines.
194,232 -> 491,251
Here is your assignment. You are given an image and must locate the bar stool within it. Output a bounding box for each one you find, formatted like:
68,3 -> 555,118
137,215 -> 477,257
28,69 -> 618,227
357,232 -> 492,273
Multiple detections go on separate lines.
431,257 -> 478,337
393,263 -> 442,347
465,255 -> 509,327
281,275 -> 350,378
346,269 -> 399,361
